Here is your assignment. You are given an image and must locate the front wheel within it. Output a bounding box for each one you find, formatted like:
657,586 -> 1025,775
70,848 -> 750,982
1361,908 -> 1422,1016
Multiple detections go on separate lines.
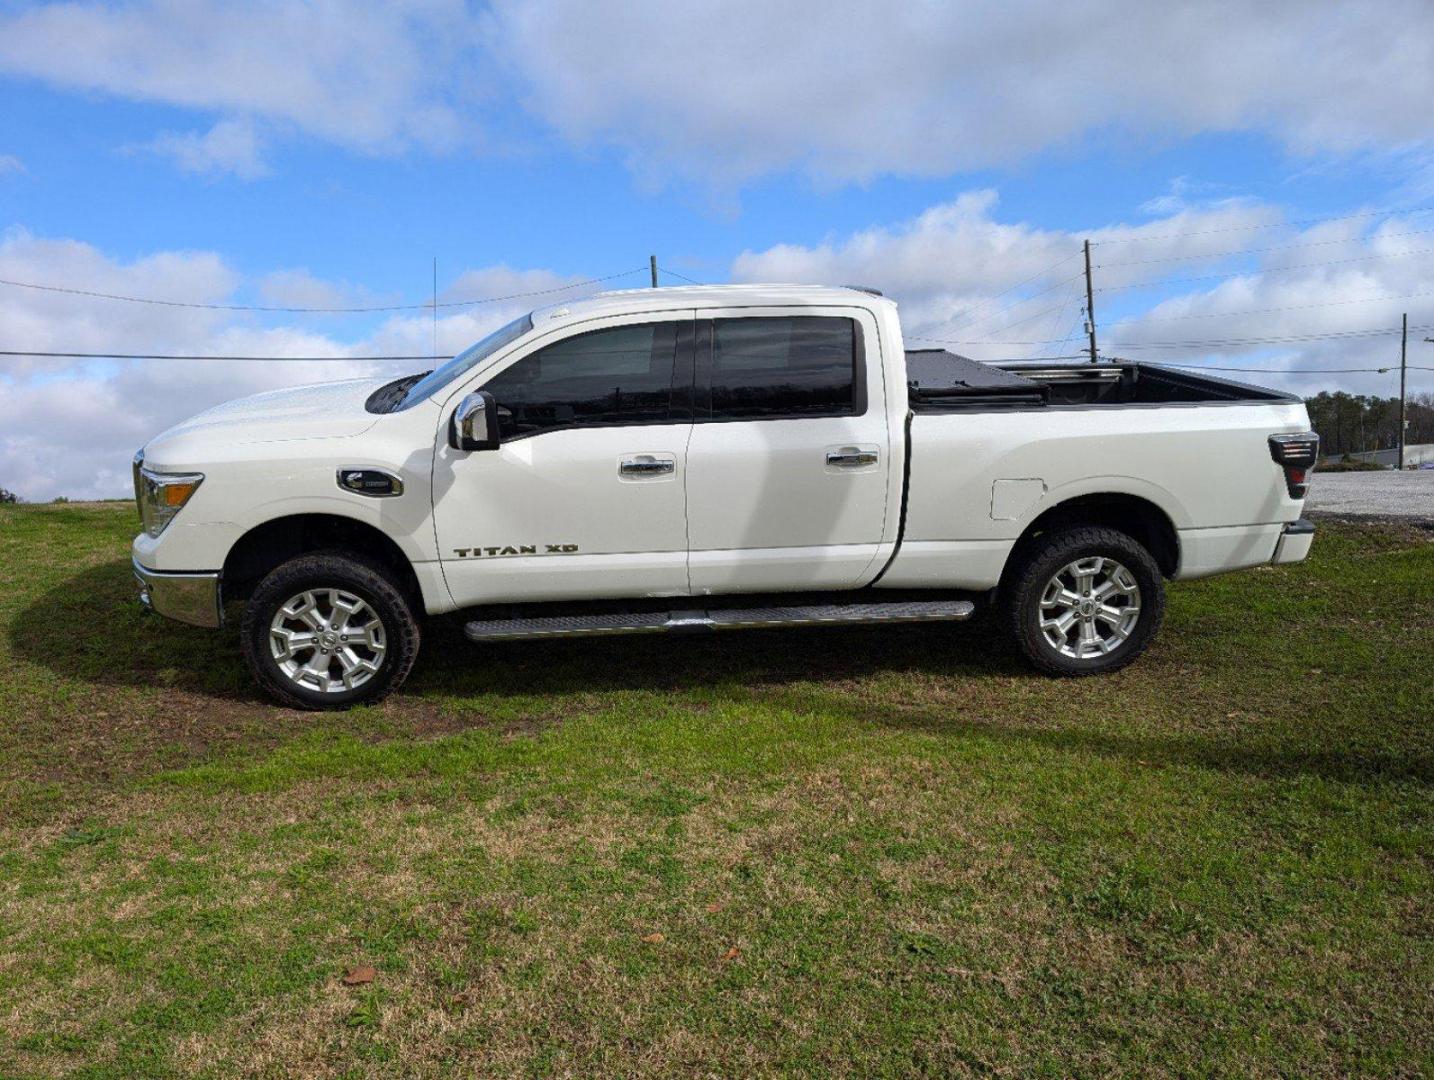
1001,526 -> 1165,677
240,552 -> 420,709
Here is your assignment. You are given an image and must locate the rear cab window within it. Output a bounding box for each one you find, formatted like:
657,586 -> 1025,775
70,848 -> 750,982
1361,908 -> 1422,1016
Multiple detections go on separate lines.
698,315 -> 864,420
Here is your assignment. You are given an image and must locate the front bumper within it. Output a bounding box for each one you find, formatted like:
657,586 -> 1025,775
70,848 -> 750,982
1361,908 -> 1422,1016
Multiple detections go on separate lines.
132,558 -> 224,628
1271,518 -> 1316,565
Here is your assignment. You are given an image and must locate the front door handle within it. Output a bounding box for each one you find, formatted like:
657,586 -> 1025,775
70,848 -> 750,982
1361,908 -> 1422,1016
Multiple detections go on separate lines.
826,448 -> 879,468
619,454 -> 676,478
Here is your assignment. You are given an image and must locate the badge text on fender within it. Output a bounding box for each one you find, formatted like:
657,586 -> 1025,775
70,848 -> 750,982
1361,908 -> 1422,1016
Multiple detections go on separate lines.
451,543 -> 579,558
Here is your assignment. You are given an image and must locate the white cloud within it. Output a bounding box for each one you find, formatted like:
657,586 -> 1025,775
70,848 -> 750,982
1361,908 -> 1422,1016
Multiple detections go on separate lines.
1103,215 -> 1434,398
2,2 -> 1430,190
0,347 -> 387,502
144,118 -> 269,179
0,154 -> 24,176
1137,177 -> 1247,217
2,206 -> 1426,501
732,191 -> 1434,402
361,266 -> 623,361
0,227 -> 239,376
0,0 -> 481,154
256,268 -> 369,312
0,233 -> 623,500
733,190 -> 1281,350
490,0 -> 1434,188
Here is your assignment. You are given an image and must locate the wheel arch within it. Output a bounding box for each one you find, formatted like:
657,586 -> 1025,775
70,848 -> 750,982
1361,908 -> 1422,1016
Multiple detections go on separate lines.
222,513 -> 424,609
1001,491 -> 1181,584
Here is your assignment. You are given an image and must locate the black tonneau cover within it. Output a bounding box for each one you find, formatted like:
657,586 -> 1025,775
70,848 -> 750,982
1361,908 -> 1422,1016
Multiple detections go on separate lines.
904,349 -> 1048,405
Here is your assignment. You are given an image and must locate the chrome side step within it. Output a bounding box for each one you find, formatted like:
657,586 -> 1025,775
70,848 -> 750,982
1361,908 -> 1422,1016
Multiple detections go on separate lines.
464,599 -> 975,643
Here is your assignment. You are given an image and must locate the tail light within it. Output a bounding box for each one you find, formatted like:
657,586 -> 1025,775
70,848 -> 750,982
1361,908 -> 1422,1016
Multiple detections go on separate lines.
1269,432 -> 1319,498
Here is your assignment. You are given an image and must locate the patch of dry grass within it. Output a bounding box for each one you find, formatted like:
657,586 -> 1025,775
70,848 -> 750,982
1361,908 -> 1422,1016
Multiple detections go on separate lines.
0,504 -> 1429,1077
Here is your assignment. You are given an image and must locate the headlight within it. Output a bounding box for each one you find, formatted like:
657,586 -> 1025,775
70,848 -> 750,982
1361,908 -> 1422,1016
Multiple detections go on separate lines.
135,461 -> 204,538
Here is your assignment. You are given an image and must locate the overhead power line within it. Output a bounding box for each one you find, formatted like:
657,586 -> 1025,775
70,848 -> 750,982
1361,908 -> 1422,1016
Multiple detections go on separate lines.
1089,204 -> 1434,246
1114,288 -> 1434,324
1046,274 -> 1086,358
1095,226 -> 1434,269
1095,247 -> 1434,294
657,265 -> 705,285
913,320 -> 1434,349
966,292 -> 1084,340
942,237 -> 1434,353
944,252 -> 1083,330
0,350 -> 443,362
0,267 -> 649,313
907,334 -> 1045,347
1135,360 -> 1434,374
954,268 -> 1088,331
1107,324 -> 1434,350
7,349 -> 1431,376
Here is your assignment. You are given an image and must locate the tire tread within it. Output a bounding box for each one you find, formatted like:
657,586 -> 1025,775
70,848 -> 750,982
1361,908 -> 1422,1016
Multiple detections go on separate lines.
1001,525 -> 1165,677
240,550 -> 420,710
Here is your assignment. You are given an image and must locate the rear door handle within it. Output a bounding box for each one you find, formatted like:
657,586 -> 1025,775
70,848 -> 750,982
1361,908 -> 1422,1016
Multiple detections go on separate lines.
826,447 -> 879,468
619,454 -> 676,479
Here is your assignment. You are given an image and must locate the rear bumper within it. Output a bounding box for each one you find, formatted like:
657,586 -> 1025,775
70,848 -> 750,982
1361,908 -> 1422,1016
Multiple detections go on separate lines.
1271,517 -> 1315,565
1175,518 -> 1315,579
132,557 -> 224,628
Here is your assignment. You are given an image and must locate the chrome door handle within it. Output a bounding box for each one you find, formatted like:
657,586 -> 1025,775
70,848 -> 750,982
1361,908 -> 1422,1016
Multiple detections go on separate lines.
619,455 -> 675,477
826,448 -> 879,467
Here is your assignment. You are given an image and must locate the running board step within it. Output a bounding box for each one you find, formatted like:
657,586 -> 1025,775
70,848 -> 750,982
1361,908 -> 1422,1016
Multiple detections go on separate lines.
464,599 -> 975,643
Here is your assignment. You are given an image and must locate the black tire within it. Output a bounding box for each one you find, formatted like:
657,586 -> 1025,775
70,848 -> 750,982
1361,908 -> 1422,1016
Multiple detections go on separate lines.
240,551 -> 420,710
1000,526 -> 1165,677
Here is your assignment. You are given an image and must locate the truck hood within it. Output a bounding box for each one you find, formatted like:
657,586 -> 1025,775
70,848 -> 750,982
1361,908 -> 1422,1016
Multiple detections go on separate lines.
142,377 -> 390,468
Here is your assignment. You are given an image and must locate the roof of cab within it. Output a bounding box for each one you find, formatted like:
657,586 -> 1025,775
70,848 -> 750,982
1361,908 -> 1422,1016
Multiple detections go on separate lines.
529,283 -> 894,327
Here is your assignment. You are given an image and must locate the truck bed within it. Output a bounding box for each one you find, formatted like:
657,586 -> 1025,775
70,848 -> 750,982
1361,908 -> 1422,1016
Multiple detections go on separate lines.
905,349 -> 1049,405
905,350 -> 1296,410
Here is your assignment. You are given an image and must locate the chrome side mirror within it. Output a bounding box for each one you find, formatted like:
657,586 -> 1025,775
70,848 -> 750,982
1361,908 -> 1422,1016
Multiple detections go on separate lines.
449,390 -> 501,451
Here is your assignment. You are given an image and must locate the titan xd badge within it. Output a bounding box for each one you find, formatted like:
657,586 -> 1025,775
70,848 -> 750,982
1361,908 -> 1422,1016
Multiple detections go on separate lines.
452,544 -> 579,557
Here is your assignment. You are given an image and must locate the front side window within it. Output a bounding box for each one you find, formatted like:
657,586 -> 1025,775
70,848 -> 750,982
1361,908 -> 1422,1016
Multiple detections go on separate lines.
482,321 -> 679,439
704,316 -> 859,420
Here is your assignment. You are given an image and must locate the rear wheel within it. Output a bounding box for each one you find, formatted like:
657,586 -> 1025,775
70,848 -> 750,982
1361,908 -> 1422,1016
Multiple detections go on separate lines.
1001,526 -> 1165,676
240,552 -> 420,709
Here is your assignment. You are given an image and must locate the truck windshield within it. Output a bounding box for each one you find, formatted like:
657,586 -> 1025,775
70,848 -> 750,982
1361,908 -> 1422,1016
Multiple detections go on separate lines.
395,312 -> 534,410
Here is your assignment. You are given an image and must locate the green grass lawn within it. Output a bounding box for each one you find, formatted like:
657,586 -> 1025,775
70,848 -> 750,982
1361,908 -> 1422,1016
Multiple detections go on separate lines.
0,503 -> 1430,1078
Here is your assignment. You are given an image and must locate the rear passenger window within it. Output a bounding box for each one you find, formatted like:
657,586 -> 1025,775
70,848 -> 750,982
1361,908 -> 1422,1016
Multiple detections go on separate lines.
705,316 -> 860,420
482,321 -> 678,439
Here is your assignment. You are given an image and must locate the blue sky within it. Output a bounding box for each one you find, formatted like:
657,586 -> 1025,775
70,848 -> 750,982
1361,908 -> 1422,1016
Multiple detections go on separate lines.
0,88 -> 1408,296
1,0 -> 1432,498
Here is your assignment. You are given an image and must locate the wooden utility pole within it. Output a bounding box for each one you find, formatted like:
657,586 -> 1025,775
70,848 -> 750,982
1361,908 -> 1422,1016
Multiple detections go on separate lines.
1397,313 -> 1407,469
650,255 -> 658,288
1083,239 -> 1098,363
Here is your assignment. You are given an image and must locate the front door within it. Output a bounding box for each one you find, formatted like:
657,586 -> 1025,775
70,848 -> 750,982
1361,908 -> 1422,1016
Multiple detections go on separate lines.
685,308 -> 893,593
433,313 -> 694,606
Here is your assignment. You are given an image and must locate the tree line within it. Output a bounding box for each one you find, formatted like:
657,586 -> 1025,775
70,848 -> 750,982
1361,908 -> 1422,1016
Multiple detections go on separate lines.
1304,391 -> 1434,459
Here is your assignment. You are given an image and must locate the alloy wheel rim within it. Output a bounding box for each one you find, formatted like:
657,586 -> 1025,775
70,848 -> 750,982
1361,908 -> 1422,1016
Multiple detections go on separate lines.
269,588 -> 387,693
1038,556 -> 1141,660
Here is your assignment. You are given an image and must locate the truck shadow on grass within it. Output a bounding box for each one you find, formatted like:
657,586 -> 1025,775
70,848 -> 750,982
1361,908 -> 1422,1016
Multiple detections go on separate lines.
11,560 -> 1430,787
415,606 -> 1022,697
9,560 -> 1020,702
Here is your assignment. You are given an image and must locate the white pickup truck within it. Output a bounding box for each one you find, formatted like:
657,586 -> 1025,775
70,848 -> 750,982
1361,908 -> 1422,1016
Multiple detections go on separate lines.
131,285 -> 1318,709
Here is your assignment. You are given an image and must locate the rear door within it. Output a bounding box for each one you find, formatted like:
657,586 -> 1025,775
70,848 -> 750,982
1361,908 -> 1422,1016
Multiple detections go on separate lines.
685,307 -> 892,593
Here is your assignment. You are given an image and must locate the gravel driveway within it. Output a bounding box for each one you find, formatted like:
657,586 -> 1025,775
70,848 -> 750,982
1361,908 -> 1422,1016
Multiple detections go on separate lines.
1304,469 -> 1434,522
